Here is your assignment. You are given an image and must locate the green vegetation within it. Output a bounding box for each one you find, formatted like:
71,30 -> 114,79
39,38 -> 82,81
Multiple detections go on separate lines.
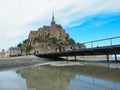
48,37 -> 58,44
17,39 -> 28,48
17,43 -> 22,47
34,37 -> 42,42
23,39 -> 28,44
47,37 -> 76,46
47,37 -> 62,46
69,38 -> 75,44
26,45 -> 33,54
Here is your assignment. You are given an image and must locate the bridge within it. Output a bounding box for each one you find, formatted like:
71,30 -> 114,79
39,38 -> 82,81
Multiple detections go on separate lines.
36,36 -> 120,62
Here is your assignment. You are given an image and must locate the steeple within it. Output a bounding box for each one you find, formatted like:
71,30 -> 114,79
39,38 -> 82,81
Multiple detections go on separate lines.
51,12 -> 55,25
52,13 -> 54,21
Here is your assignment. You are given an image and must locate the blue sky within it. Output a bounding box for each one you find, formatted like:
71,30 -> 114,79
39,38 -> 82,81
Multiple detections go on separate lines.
0,0 -> 120,51
65,13 -> 120,43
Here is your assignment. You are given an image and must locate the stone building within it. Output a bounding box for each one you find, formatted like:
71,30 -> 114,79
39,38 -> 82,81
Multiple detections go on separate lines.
27,14 -> 70,46
8,47 -> 22,57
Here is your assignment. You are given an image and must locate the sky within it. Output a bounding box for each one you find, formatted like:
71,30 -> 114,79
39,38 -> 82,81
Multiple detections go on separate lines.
0,0 -> 120,51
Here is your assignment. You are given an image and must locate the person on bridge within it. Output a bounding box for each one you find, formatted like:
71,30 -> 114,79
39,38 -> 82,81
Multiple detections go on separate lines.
58,46 -> 62,52
62,45 -> 65,52
55,47 -> 58,52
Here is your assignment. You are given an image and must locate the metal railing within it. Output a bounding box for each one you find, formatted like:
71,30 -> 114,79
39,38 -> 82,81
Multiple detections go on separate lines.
83,36 -> 120,48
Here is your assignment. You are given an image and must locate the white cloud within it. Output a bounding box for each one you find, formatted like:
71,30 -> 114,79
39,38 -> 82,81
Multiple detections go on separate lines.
0,0 -> 120,51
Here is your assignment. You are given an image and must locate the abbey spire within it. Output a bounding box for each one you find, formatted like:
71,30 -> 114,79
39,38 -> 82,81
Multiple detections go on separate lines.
52,13 -> 54,21
51,12 -> 55,26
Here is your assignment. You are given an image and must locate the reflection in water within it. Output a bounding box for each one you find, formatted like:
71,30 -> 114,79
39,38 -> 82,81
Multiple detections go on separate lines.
17,66 -> 73,90
17,66 -> 120,90
0,70 -> 27,90
0,65 -> 120,90
67,74 -> 120,90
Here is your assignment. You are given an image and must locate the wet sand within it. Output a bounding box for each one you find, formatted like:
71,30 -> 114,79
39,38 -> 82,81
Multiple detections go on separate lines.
0,55 -> 120,70
0,55 -> 48,70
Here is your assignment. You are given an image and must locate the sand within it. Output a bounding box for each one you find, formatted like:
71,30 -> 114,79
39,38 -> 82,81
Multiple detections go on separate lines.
0,55 -> 48,70
0,55 -> 120,70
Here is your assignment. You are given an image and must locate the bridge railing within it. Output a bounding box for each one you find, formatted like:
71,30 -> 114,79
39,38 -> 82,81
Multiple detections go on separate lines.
83,36 -> 120,48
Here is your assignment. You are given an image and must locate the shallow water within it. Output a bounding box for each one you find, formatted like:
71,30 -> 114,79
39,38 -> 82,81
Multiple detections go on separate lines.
78,57 -> 120,62
0,65 -> 120,90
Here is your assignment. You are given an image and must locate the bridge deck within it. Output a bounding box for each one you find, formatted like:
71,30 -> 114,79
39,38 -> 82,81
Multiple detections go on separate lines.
36,45 -> 120,59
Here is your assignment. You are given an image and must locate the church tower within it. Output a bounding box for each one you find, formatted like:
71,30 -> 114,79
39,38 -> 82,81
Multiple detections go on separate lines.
51,13 -> 56,26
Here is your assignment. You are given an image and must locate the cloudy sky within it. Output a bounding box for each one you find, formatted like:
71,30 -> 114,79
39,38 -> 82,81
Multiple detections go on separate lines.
0,0 -> 120,51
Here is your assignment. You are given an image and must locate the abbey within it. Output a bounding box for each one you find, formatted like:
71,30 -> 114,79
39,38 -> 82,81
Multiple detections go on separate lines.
28,14 -> 70,45
19,14 -> 76,54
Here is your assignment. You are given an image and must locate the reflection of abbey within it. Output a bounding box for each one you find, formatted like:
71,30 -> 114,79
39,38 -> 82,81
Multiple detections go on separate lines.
28,14 -> 70,45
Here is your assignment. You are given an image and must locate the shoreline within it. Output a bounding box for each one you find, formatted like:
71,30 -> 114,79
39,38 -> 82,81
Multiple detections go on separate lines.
0,55 -> 120,71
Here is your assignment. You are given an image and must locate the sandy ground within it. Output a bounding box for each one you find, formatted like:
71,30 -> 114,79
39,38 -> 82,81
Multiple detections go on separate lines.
0,55 -> 49,70
0,55 -> 120,70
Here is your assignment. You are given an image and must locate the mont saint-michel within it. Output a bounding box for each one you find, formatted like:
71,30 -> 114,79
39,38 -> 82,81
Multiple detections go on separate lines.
0,14 -> 84,58
19,14 -> 84,55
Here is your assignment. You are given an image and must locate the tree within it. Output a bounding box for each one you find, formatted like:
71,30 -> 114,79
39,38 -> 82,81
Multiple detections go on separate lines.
23,39 -> 28,44
26,45 -> 33,54
47,37 -> 63,46
48,37 -> 58,44
69,38 -> 75,44
17,43 -> 22,47
2,49 -> 5,52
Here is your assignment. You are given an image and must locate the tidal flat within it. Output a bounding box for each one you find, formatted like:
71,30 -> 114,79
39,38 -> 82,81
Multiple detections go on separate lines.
0,55 -> 120,90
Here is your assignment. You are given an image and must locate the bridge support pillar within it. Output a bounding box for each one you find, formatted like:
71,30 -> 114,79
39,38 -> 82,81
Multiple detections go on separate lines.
75,56 -> 77,61
66,56 -> 68,60
115,53 -> 117,63
106,54 -> 109,63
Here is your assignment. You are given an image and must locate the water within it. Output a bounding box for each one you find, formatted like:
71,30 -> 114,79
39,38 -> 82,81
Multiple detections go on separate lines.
67,74 -> 120,90
0,65 -> 120,90
78,57 -> 120,62
0,70 -> 27,90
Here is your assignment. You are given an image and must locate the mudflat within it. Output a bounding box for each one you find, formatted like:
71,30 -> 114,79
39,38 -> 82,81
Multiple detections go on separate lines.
0,55 -> 48,70
0,55 -> 120,70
